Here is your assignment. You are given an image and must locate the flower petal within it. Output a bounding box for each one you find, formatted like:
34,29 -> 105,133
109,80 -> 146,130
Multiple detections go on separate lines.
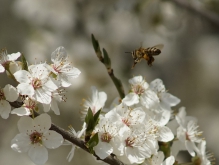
34,88 -> 51,104
93,141 -> 113,159
14,70 -> 31,83
0,100 -> 11,119
28,145 -> 48,165
7,52 -> 21,61
0,64 -> 5,72
34,113 -> 51,133
158,126 -> 174,142
3,84 -> 19,102
11,133 -> 31,153
11,107 -> 31,116
122,93 -> 139,106
51,99 -> 60,115
17,83 -> 34,96
43,130 -> 63,149
17,116 -> 34,133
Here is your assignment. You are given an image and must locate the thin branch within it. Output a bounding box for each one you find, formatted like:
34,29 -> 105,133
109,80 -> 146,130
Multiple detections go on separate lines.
91,34 -> 125,99
50,124 -> 125,165
171,0 -> 219,27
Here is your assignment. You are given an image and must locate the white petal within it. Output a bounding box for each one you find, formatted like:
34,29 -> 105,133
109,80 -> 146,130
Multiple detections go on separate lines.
0,64 -> 5,72
28,145 -> 48,165
65,67 -> 81,78
122,93 -> 139,106
150,78 -> 165,92
163,156 -> 175,165
51,99 -> 60,115
140,89 -> 159,108
17,83 -> 34,96
98,91 -> 107,108
7,52 -> 21,61
158,126 -> 174,142
11,133 -> 31,153
11,107 -> 31,116
0,100 -> 11,119
93,141 -> 113,159
42,103 -> 50,113
18,116 -> 34,133
34,113 -> 51,133
34,88 -> 51,104
129,75 -> 143,85
67,145 -> 76,162
51,46 -> 67,62
60,74 -> 72,87
43,130 -> 63,149
43,79 -> 58,92
160,92 -> 180,107
3,84 -> 19,102
14,70 -> 31,83
185,141 -> 196,157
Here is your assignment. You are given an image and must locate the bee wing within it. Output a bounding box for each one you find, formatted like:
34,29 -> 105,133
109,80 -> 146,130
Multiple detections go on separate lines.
153,44 -> 164,50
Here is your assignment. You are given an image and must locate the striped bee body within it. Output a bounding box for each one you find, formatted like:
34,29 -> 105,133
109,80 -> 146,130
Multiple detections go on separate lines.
126,44 -> 163,68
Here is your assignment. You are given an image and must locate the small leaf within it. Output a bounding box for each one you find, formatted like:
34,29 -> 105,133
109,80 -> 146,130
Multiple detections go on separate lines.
93,109 -> 101,127
91,34 -> 103,61
103,48 -> 111,69
87,133 -> 99,149
21,53 -> 28,71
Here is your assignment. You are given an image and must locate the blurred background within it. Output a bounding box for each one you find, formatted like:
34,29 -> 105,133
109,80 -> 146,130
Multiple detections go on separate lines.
0,0 -> 219,164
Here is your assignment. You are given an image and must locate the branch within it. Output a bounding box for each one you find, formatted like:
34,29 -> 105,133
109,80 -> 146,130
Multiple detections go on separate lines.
91,34 -> 125,99
171,0 -> 219,27
50,124 -> 125,165
10,101 -> 125,165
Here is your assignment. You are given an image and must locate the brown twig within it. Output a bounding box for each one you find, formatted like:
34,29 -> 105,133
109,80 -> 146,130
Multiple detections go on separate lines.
171,0 -> 219,27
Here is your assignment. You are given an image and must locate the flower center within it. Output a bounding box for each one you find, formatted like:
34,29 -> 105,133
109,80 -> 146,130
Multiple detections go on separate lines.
125,137 -> 135,148
32,78 -> 42,89
132,85 -> 145,95
122,118 -> 131,127
29,131 -> 43,144
0,89 -> 5,100
101,132 -> 112,143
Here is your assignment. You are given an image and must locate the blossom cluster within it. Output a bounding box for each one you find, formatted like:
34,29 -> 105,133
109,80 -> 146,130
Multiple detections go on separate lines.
0,47 -> 80,164
0,46 -> 213,165
81,76 -> 212,165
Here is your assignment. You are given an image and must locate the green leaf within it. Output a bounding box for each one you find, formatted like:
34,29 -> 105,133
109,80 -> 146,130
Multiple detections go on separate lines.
86,133 -> 99,153
85,108 -> 101,142
91,34 -> 103,61
21,53 -> 28,71
103,48 -> 111,69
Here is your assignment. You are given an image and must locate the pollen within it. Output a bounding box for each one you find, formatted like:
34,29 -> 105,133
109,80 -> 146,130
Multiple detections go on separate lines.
29,131 -> 43,144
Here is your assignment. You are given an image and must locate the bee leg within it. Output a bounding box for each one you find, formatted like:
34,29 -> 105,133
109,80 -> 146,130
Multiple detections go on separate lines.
132,62 -> 137,69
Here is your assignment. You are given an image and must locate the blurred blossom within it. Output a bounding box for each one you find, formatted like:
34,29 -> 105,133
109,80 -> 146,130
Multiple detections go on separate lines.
12,0 -> 75,31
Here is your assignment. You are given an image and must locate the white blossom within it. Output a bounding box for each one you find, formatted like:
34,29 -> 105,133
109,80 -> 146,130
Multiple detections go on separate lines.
11,113 -> 63,165
14,63 -> 58,104
11,98 -> 37,116
171,107 -> 202,157
0,49 -> 21,73
93,117 -> 121,159
122,76 -> 159,108
49,46 -> 81,87
143,151 -> 175,165
0,84 -> 19,119
149,79 -> 180,111
80,86 -> 107,120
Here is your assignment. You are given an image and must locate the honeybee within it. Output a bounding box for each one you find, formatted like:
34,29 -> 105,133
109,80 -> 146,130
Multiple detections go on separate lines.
126,44 -> 164,68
